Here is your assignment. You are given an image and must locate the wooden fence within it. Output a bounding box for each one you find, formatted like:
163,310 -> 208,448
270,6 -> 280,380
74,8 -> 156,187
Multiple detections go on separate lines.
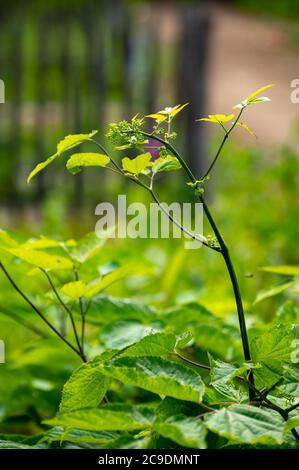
0,0 -> 210,206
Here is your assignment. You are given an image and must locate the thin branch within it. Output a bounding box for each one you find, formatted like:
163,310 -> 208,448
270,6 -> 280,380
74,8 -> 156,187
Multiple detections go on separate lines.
41,268 -> 85,360
90,138 -> 123,173
73,266 -> 86,354
0,261 -> 82,359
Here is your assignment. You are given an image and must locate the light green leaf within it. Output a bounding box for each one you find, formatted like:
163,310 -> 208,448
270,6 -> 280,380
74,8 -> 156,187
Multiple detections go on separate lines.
100,356 -> 205,403
85,265 -> 142,298
68,232 -> 109,263
45,405 -> 155,432
66,152 -> 110,174
7,247 -> 73,271
60,361 -> 110,413
27,153 -> 58,183
27,131 -> 97,183
154,415 -> 207,448
57,131 -> 98,155
0,229 -> 18,248
234,84 -> 274,109
253,281 -> 294,305
205,404 -> 284,445
45,427 -> 119,445
284,418 -> 299,434
61,281 -> 88,300
152,156 -> 181,174
21,237 -> 75,250
259,265 -> 299,276
122,153 -> 152,175
249,97 -> 271,104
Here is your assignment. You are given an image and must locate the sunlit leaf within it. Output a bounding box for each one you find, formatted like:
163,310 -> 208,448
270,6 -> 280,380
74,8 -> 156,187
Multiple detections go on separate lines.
27,131 -> 98,183
152,156 -> 181,174
154,415 -> 207,448
122,153 -> 152,175
61,281 -> 88,300
66,153 -> 110,174
245,84 -> 274,102
197,114 -> 234,124
7,247 -> 73,271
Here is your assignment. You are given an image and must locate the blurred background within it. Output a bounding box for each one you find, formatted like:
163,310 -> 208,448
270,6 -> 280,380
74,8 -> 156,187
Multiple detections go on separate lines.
0,0 -> 298,314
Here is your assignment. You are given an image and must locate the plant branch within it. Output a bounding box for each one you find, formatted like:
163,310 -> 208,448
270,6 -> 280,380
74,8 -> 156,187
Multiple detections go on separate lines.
0,261 -> 82,359
41,268 -> 85,361
73,266 -> 86,354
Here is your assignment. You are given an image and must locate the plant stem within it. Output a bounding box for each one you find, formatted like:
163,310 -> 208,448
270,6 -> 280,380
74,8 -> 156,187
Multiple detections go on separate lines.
74,266 -> 86,354
142,132 -> 254,397
41,268 -> 85,360
0,261 -> 83,360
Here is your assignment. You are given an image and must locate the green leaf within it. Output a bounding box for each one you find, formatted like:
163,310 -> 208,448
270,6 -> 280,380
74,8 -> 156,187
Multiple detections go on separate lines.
27,153 -> 58,183
7,247 -> 73,271
205,405 -> 284,445
284,418 -> 299,434
234,84 -> 274,109
85,295 -> 156,325
253,281 -> 294,305
0,230 -> 18,248
192,323 -> 242,360
27,131 -> 98,182
68,232 -> 108,264
45,404 -> 155,432
122,153 -> 152,175
152,156 -> 181,174
45,427 -> 119,445
251,325 -> 299,388
100,356 -> 205,403
61,281 -> 88,300
259,265 -> 299,276
118,332 -> 177,358
209,356 -> 252,385
154,415 -> 207,449
100,320 -> 159,350
66,152 -> 110,174
60,361 -> 110,413
85,265 -> 142,298
57,131 -> 98,155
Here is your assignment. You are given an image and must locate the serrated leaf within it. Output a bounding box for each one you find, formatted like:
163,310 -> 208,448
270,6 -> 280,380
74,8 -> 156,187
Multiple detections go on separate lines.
209,356 -> 252,385
205,405 -> 284,445
100,356 -> 204,403
66,152 -> 110,174
253,281 -> 294,305
259,265 -> 299,276
152,156 -> 181,174
118,332 -> 177,358
251,325 -> 299,388
122,153 -> 152,175
45,405 -> 155,432
7,247 -> 73,271
60,361 -> 110,413
154,415 -> 207,448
